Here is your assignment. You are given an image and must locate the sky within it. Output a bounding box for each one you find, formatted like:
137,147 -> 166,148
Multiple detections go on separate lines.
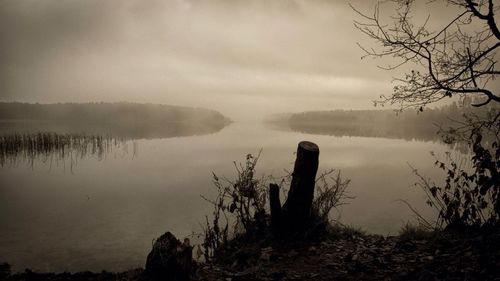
0,0 -> 492,120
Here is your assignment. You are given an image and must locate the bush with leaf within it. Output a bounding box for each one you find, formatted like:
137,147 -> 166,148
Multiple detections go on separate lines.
414,129 -> 499,229
200,152 -> 351,261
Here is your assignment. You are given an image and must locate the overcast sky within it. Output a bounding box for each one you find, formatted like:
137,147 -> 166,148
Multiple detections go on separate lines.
0,0 -> 485,119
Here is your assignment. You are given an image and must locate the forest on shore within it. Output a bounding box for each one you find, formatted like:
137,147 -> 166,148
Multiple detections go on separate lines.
0,102 -> 231,138
282,102 -> 497,142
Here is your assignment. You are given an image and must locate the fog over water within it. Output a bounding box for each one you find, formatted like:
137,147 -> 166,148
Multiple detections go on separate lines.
0,121 -> 449,272
0,0 -> 482,119
0,0 -> 489,273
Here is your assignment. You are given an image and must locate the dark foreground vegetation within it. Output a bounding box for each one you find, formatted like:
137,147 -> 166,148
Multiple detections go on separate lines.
3,227 -> 499,281
0,102 -> 231,139
2,140 -> 499,281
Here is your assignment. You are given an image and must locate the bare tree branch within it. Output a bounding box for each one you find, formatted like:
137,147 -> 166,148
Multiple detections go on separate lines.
352,0 -> 499,109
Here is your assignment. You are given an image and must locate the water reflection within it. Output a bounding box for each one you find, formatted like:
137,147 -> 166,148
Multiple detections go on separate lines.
0,132 -> 132,169
0,109 -> 230,168
270,108 -> 468,143
289,122 -> 440,142
0,121 -> 451,272
0,120 -> 228,139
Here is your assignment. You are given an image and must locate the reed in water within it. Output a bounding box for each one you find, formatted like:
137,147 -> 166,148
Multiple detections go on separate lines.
0,132 -> 130,168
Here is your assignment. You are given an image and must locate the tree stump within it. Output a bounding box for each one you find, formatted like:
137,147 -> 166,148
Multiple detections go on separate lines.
145,232 -> 193,281
276,141 -> 319,233
269,183 -> 282,232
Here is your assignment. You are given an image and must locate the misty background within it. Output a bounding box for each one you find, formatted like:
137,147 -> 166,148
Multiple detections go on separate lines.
0,0 -> 474,120
4,0 -> 495,272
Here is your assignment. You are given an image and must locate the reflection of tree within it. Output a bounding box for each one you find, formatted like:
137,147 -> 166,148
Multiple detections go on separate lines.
290,122 -> 438,142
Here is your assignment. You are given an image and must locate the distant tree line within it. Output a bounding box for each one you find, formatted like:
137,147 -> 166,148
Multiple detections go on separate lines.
0,102 -> 231,138
288,102 -> 497,142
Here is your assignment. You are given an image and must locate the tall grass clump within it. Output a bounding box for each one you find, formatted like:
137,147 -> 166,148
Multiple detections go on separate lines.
311,169 -> 352,225
398,223 -> 437,242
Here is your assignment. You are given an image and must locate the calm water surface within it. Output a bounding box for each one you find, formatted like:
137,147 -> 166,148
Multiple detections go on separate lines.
0,121 -> 451,272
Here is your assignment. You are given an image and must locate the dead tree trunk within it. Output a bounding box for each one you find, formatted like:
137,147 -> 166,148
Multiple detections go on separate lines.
270,141 -> 319,233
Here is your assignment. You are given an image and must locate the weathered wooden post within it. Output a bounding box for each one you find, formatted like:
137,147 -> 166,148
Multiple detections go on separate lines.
270,141 -> 319,233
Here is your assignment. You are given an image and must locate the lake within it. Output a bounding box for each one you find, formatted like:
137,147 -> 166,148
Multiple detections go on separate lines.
0,121 -> 452,272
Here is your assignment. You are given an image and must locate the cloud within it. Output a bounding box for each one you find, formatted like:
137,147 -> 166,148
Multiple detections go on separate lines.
0,0 -> 423,118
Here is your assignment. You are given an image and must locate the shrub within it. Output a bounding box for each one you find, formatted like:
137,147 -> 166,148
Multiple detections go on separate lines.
200,152 -> 269,261
200,152 -> 351,261
312,169 -> 351,224
414,129 -> 499,229
398,223 -> 436,241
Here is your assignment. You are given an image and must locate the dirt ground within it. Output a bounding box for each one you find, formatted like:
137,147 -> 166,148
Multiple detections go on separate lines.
3,229 -> 500,281
198,230 -> 500,281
